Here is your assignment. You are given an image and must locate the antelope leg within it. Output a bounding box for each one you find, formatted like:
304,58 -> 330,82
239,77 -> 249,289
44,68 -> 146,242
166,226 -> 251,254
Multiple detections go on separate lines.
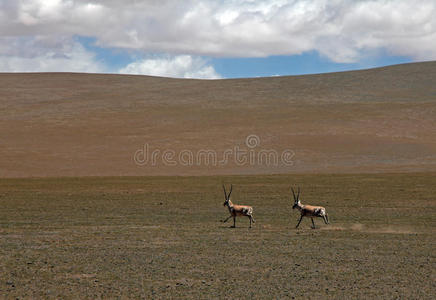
222,215 -> 232,223
295,215 -> 303,228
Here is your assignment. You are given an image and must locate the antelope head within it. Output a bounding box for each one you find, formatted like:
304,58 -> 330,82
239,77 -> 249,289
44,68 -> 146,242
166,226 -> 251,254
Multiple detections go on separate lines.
222,184 -> 233,207
291,187 -> 301,209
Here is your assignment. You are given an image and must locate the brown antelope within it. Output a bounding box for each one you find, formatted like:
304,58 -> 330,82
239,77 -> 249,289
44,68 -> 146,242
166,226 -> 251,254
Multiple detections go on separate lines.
291,187 -> 329,229
221,184 -> 255,228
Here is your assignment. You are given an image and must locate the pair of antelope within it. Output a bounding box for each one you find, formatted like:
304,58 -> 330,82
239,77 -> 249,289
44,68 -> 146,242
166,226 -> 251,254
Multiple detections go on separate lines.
221,185 -> 329,229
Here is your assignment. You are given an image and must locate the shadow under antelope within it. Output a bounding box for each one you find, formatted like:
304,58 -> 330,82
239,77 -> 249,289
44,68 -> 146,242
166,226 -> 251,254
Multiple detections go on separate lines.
221,184 -> 255,228
291,187 -> 329,229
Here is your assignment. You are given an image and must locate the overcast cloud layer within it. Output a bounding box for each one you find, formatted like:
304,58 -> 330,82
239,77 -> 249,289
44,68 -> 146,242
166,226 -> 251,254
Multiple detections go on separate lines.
0,0 -> 435,77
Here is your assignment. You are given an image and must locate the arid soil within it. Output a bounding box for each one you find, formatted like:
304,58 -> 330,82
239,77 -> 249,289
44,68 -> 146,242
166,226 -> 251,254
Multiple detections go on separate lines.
1,174 -> 435,298
1,61 -> 436,177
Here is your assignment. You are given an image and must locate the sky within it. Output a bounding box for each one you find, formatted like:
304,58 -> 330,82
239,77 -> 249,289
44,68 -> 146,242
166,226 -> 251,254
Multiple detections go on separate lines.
0,0 -> 435,79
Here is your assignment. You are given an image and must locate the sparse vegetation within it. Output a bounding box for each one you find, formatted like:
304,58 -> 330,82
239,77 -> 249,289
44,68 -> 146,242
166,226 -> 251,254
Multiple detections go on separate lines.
1,173 -> 435,298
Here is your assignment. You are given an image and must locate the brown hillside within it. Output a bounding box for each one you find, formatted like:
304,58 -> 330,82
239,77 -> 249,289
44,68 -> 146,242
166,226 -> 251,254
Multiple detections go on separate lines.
1,61 -> 436,177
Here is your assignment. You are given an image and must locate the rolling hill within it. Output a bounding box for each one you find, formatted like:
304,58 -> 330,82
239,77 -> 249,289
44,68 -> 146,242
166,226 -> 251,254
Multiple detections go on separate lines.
1,61 -> 436,177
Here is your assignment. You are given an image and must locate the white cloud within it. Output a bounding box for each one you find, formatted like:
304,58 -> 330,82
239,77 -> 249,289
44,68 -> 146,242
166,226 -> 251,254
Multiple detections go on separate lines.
0,0 -> 435,74
119,55 -> 221,79
0,36 -> 105,73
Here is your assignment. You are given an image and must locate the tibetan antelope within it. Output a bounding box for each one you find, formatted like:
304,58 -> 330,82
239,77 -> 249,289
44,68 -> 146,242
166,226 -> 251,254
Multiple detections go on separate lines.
221,184 -> 255,228
291,187 -> 329,229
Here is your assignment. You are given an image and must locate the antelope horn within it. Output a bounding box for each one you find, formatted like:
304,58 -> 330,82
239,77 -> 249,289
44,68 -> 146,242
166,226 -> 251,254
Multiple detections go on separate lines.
291,187 -> 297,202
228,184 -> 233,199
297,187 -> 301,201
222,185 -> 227,199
